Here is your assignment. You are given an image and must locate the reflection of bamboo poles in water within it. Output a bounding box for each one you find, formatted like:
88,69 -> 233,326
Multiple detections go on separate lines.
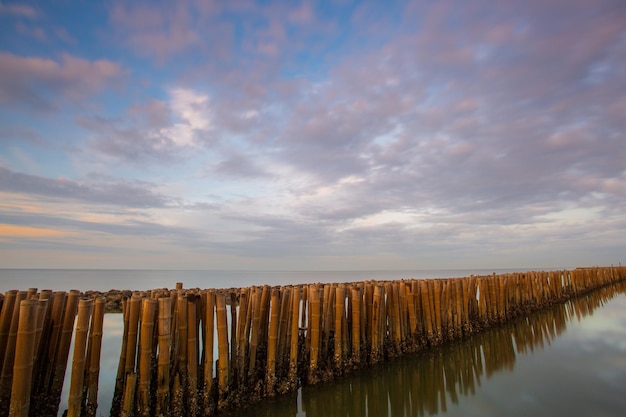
1,267 -> 625,416
301,280 -> 626,417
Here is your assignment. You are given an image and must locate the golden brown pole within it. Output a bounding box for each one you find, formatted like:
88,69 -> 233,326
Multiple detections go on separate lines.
156,297 -> 172,416
288,286 -> 299,386
121,372 -> 137,417
334,286 -> 345,368
371,285 -> 382,362
308,285 -> 321,383
0,290 -> 27,403
0,290 -> 18,366
67,298 -> 93,417
187,296 -> 199,416
138,298 -> 156,417
216,293 -> 229,405
351,287 -> 361,363
84,297 -> 105,417
203,290 -> 215,404
124,296 -> 141,375
265,289 -> 280,396
8,299 -> 37,417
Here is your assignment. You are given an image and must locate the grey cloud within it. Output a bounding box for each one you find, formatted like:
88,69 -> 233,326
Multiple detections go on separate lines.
0,166 -> 173,208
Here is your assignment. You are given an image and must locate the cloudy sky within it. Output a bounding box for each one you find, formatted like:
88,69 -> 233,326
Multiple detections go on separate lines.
0,0 -> 625,270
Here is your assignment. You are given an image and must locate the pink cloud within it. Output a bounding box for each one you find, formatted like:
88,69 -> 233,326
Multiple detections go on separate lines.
0,52 -> 124,109
0,2 -> 38,19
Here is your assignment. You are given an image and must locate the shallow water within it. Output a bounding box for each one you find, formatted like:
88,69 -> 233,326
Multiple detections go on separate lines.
228,285 -> 626,417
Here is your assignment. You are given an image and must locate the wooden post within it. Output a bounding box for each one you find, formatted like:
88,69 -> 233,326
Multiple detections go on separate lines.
371,285 -> 382,363
8,299 -> 37,417
138,298 -> 156,417
334,286 -> 345,369
351,287 -> 361,363
187,296 -> 199,416
288,286 -> 299,387
50,289 -> 80,409
308,285 -> 321,383
67,298 -> 93,417
84,297 -> 105,417
0,290 -> 18,367
0,290 -> 27,406
216,293 -> 229,406
156,297 -> 172,416
203,290 -> 215,408
124,296 -> 141,375
265,289 -> 280,396
121,373 -> 137,417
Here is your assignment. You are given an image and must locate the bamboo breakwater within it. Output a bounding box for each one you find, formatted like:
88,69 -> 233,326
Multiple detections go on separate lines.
0,266 -> 624,416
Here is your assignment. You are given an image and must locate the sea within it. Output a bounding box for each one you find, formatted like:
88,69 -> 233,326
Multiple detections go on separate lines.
0,268 -> 552,293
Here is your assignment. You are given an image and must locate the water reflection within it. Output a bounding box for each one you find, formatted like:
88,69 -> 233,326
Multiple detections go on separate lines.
231,282 -> 626,417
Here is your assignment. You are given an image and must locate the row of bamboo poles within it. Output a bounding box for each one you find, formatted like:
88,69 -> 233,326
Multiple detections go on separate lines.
0,266 -> 624,416
293,282 -> 626,417
0,290 -> 105,417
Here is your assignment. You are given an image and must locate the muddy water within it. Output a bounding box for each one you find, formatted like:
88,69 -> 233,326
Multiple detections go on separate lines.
229,284 -> 626,417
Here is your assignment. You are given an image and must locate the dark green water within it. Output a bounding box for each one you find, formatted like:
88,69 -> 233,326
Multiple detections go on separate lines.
229,284 -> 626,417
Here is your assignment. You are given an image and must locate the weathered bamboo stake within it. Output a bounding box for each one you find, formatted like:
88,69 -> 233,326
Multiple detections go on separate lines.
288,286 -> 299,387
370,285 -> 382,363
228,292 -> 237,388
138,298 -> 156,417
216,293 -> 229,407
121,373 -> 137,417
8,299 -> 37,417
111,296 -> 130,416
203,290 -> 215,411
308,285 -> 321,383
391,283 -> 402,352
0,290 -> 27,404
265,289 -> 280,396
67,298 -> 94,417
176,294 -> 188,378
259,285 -> 271,348
351,287 -> 361,363
84,297 -> 105,417
0,290 -> 18,367
277,287 -> 291,373
124,296 -> 141,376
156,297 -> 172,417
334,286 -> 345,369
236,288 -> 249,379
187,296 -> 199,416
49,289 -> 80,411
405,283 -> 417,339
248,287 -> 263,380
419,281 -> 433,342
364,284 -> 373,348
321,284 -> 334,361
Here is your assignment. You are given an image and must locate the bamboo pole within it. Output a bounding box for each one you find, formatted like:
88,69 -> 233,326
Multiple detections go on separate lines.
308,285 -> 321,383
371,285 -> 382,363
67,298 -> 94,417
84,297 -> 105,417
121,373 -> 137,417
265,289 -> 280,396
138,298 -> 156,417
8,299 -> 37,417
288,286 -> 299,387
351,287 -> 361,363
216,293 -> 229,406
334,286 -> 345,368
187,296 -> 199,416
156,297 -> 172,417
0,290 -> 18,367
203,290 -> 215,407
124,296 -> 142,375
248,287 -> 261,379
0,290 -> 27,406
236,288 -> 249,379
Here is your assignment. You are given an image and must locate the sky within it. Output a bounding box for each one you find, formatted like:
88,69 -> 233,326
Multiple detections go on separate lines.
0,0 -> 625,271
